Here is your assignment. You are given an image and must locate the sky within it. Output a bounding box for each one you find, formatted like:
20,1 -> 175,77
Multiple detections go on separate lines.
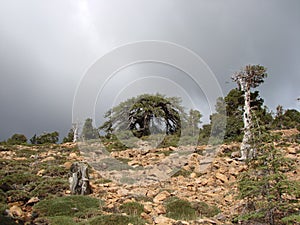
0,0 -> 299,141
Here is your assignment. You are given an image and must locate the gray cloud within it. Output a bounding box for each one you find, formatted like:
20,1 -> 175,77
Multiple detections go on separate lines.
0,0 -> 299,141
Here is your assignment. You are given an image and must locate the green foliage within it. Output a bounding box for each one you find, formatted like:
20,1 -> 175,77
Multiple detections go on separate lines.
192,201 -> 221,218
6,190 -> 31,202
164,197 -> 197,221
119,202 -> 144,216
237,132 -> 300,225
88,214 -> 145,225
100,94 -> 185,140
281,214 -> 300,224
0,172 -> 39,190
7,133 -> 27,145
273,108 -> 300,130
33,195 -> 103,217
63,128 -> 74,143
183,109 -> 202,137
35,131 -> 59,144
208,88 -> 273,143
48,216 -> 77,225
81,118 -> 99,140
171,168 -> 192,178
31,178 -> 69,198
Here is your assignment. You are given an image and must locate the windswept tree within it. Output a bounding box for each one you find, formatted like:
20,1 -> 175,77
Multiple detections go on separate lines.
232,65 -> 268,160
186,109 -> 202,136
100,94 -> 185,138
81,118 -> 99,140
7,133 -> 27,145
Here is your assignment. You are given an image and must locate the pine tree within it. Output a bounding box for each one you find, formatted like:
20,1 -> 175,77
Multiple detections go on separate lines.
81,118 -> 99,140
232,65 -> 268,160
237,131 -> 300,224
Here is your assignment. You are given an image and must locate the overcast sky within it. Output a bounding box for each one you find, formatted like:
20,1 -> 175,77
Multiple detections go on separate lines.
0,0 -> 299,141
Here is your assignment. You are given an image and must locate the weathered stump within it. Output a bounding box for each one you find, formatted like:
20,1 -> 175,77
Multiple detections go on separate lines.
69,162 -> 92,195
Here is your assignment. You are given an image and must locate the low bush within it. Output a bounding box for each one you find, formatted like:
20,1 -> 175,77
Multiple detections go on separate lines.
192,201 -> 220,218
164,197 -> 197,221
33,195 -> 103,217
88,214 -> 145,225
120,202 -> 144,216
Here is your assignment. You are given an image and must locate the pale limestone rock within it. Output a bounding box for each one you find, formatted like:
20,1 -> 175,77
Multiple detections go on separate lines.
9,205 -> 23,218
215,172 -> 228,183
153,191 -> 170,203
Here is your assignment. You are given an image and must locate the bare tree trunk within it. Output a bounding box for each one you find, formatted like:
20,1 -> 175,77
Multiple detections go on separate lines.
239,82 -> 254,160
73,123 -> 78,143
69,162 -> 92,195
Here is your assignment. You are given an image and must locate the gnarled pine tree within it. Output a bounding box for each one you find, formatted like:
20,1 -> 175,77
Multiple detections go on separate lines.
232,65 -> 267,160
100,94 -> 185,138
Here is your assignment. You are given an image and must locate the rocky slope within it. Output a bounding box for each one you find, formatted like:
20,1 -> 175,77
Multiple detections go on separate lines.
0,134 -> 299,224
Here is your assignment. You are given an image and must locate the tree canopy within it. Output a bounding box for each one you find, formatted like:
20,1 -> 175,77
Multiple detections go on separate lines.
100,94 -> 186,138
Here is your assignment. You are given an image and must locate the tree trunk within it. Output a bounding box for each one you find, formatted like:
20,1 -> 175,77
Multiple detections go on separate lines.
73,123 -> 79,143
69,162 -> 92,195
240,83 -> 254,160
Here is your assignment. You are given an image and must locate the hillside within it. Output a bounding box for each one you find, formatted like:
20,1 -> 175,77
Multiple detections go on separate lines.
0,132 -> 299,225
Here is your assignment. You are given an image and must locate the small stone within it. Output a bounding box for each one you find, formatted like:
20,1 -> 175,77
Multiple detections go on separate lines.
154,215 -> 174,224
37,169 -> 46,176
26,197 -> 39,205
287,147 -> 297,154
215,172 -> 228,183
41,156 -> 55,162
69,152 -> 77,158
153,191 -> 170,203
64,161 -> 73,169
9,205 -> 23,217
143,202 -> 153,213
190,172 -> 197,178
117,188 -> 129,196
169,146 -> 177,151
146,189 -> 157,198
154,204 -> 166,214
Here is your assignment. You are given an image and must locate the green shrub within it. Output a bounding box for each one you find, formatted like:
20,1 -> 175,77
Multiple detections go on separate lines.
48,216 -> 77,225
0,172 -> 38,189
120,202 -> 144,216
6,190 -> 31,202
7,134 -> 27,145
171,168 -> 191,178
282,214 -> 300,224
88,214 -> 145,225
31,178 -> 69,198
164,197 -> 197,221
192,201 -> 220,218
34,195 -> 103,217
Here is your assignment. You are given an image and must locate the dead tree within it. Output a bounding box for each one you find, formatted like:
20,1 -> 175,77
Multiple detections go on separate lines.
69,162 -> 92,195
232,65 -> 267,160
72,123 -> 79,143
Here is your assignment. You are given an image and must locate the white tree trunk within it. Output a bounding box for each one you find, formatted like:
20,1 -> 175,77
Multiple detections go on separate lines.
239,82 -> 254,160
73,123 -> 79,143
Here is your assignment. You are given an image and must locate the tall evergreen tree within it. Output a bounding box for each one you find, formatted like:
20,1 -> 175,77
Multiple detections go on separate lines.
81,118 -> 99,140
232,65 -> 268,160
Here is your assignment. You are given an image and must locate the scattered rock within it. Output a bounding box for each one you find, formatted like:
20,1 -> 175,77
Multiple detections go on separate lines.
26,197 -> 39,205
69,152 -> 77,159
154,215 -> 175,224
153,191 -> 171,203
64,161 -> 73,169
37,169 -> 46,176
215,172 -> 228,183
287,147 -> 297,154
41,156 -> 55,162
9,205 -> 23,218
154,204 -> 166,214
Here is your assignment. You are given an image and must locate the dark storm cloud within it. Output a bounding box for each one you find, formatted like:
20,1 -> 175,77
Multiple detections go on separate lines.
0,0 -> 299,141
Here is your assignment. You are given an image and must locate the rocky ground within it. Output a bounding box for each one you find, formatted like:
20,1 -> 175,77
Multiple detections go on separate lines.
0,130 -> 299,224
